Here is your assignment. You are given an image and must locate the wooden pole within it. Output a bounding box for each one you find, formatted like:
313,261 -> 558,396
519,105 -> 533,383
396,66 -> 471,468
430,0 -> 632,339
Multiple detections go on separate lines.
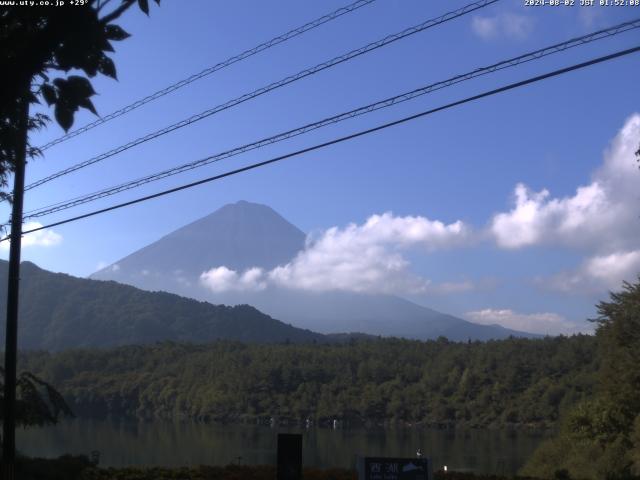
2,93 -> 29,480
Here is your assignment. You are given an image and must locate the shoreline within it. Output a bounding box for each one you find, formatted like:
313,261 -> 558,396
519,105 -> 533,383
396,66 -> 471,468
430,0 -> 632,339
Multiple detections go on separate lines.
18,456 -> 541,480
56,413 -> 558,432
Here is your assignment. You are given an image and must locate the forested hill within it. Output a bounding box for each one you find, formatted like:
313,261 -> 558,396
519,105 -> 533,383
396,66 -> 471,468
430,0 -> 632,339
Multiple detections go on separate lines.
0,261 -> 325,349
20,335 -> 598,428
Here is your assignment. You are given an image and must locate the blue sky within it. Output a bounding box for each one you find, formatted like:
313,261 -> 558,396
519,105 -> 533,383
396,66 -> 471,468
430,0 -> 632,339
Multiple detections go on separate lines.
3,0 -> 640,335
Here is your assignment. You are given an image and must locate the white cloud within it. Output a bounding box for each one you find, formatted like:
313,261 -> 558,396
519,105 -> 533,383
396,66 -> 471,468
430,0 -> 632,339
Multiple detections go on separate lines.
585,250 -> 640,285
491,114 -> 640,252
471,13 -> 533,40
545,249 -> 640,293
268,212 -> 471,294
491,182 -> 610,249
471,16 -> 498,39
268,248 -> 427,294
200,266 -> 267,292
0,222 -> 62,251
200,213 -> 472,295
465,308 -> 589,335
202,112 -> 640,303
502,13 -> 535,39
578,7 -> 603,28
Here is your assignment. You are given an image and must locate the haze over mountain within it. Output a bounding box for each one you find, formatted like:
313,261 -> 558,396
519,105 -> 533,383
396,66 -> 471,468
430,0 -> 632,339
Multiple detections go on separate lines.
92,201 -> 537,341
0,260 -> 325,350
100,201 -> 306,281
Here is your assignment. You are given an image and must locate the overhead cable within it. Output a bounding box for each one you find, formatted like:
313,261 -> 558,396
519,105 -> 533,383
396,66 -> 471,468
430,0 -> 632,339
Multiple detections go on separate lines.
6,44 -> 638,242
23,18 -> 640,220
36,0 -> 379,151
23,0 -> 499,193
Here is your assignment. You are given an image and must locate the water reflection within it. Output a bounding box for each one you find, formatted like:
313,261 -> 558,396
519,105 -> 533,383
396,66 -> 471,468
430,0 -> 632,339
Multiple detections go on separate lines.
17,418 -> 547,475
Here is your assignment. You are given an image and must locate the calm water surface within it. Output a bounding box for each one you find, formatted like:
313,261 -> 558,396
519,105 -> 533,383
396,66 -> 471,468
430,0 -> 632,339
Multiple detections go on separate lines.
17,418 -> 548,475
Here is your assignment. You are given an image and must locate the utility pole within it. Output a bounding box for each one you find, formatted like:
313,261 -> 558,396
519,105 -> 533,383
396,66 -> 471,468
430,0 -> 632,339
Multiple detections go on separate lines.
2,93 -> 29,480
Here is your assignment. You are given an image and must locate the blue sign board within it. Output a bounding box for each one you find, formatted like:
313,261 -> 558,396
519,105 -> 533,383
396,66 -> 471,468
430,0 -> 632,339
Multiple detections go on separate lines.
357,456 -> 432,480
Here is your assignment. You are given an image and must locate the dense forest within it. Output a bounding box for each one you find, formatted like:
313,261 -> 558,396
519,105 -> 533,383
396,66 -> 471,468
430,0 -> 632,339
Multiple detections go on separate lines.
19,335 -> 596,429
523,280 -> 640,479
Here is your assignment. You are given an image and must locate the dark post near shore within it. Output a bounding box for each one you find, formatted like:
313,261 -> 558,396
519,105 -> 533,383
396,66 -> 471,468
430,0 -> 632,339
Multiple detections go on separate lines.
277,433 -> 302,480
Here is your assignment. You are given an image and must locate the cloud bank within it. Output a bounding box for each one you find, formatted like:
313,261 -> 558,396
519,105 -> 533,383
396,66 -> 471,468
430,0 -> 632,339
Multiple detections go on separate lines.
201,114 -> 640,321
465,308 -> 588,335
491,114 -> 640,292
544,249 -> 640,293
200,213 -> 472,295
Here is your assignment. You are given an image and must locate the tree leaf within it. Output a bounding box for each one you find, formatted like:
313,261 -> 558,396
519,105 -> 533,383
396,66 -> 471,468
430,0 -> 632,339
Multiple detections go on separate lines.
80,52 -> 100,77
28,113 -> 50,131
54,104 -> 74,132
101,39 -> 115,53
104,24 -> 131,41
54,39 -> 91,72
78,97 -> 98,116
138,0 -> 149,15
41,84 -> 57,106
65,76 -> 96,98
27,91 -> 40,105
98,56 -> 117,80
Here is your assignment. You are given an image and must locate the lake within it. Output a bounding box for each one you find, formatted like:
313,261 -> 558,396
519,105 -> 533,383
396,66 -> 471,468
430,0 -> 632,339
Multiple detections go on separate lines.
17,418 -> 548,475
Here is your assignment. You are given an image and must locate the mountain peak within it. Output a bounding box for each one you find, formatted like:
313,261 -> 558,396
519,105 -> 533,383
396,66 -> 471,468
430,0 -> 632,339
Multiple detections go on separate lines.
221,199 -> 270,211
91,201 -> 306,281
206,200 -> 289,225
90,202 -> 539,341
231,199 -> 255,206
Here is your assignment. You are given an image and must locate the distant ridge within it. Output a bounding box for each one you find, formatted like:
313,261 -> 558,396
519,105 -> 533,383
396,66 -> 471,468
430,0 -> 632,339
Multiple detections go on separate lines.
0,260 -> 326,350
91,200 -> 539,341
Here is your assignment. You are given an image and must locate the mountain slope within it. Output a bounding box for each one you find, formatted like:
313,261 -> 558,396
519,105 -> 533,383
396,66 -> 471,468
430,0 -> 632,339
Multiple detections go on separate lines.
0,261 -> 325,350
92,200 -> 306,284
90,200 -> 538,341
188,288 -> 534,341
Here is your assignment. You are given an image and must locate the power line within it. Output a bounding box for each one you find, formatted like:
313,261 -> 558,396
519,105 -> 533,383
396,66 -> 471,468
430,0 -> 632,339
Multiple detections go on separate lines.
36,0 -> 378,152
23,0 -> 498,193
5,44 -> 639,243
22,18 -> 640,220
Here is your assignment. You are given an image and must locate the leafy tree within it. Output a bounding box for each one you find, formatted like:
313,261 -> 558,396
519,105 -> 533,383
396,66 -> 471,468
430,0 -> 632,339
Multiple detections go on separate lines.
1,1 -> 160,471
523,279 -> 640,479
0,0 -> 159,197
522,140 -> 640,480
593,280 -> 640,429
0,367 -> 72,427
